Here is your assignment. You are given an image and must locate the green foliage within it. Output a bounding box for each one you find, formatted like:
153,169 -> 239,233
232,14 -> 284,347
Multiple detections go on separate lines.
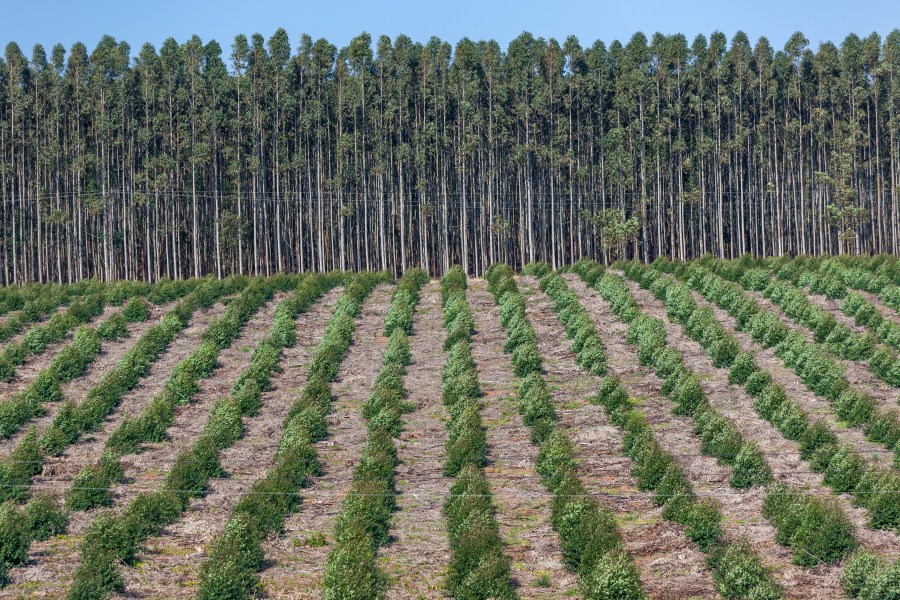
730,443 -> 771,488
96,313 -> 129,341
841,550 -> 900,600
580,551 -> 646,600
122,297 -> 151,322
25,493 -> 69,541
0,502 -> 30,570
65,466 -> 112,511
683,499 -> 724,551
709,540 -> 781,600
762,485 -> 856,566
728,351 -> 758,385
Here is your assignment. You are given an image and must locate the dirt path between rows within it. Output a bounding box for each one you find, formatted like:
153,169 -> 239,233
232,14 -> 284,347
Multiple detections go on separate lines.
260,284 -> 394,599
619,275 -> 900,596
524,275 -> 718,600
678,281 -> 897,472
465,280 -> 577,599
1,296 -> 274,598
117,287 -> 345,598
378,281 -> 453,600
0,302 -> 174,456
565,273 -> 834,598
741,287 -> 898,411
0,304 -> 118,400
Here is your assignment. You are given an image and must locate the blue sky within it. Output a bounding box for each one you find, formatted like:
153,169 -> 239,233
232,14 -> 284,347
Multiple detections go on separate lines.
3,0 -> 898,58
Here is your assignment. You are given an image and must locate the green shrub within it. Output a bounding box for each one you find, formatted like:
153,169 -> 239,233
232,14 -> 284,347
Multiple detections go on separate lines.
322,525 -> 385,600
822,445 -> 864,494
382,329 -> 411,366
511,342 -> 542,377
745,370 -> 772,397
670,374 -> 705,416
684,499 -> 723,551
580,550 -> 645,600
197,514 -> 264,599
25,493 -> 68,541
66,465 -> 112,511
728,351 -> 758,385
730,443 -> 771,488
798,420 -> 838,460
97,313 -> 129,341
0,502 -> 29,568
841,550 -> 882,598
790,497 -> 857,566
709,540 -> 780,600
711,336 -> 740,368
772,399 -> 808,440
854,557 -> 900,599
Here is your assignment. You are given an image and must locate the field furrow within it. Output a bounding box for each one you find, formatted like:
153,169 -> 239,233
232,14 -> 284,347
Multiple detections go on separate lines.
465,280 -> 575,598
568,274 -> 842,598
378,280 -> 453,600
527,275 -> 719,600
260,284 -> 394,599
115,286 -> 344,597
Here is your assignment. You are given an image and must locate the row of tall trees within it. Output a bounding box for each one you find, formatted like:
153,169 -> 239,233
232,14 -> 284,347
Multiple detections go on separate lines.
2,29 -> 900,283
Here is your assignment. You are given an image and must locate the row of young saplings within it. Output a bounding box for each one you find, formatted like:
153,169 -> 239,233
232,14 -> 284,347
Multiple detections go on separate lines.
771,257 -> 900,358
194,271 -> 397,598
765,254 -> 900,322
615,259 -> 900,599
64,271 -> 364,599
438,266 -> 517,598
0,274 -> 269,587
652,260 -> 900,523
318,268 -> 428,598
724,260 -> 900,390
0,295 -> 155,441
540,260 -> 781,599
0,278 -> 201,380
487,262 -> 646,599
0,276 -> 242,581
655,258 -> 900,467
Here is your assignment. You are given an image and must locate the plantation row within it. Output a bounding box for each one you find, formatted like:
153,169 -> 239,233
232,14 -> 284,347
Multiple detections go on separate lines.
0,257 -> 898,598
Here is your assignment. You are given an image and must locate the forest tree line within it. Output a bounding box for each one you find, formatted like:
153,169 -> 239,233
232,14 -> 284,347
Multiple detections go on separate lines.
2,28 -> 900,283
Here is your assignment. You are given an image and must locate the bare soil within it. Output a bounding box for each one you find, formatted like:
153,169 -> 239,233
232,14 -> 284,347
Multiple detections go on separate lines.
568,273 -> 840,599
0,302 -> 174,456
741,288 -> 898,412
683,284 -> 897,471
116,287 -> 345,598
465,280 -> 577,599
378,281 -> 453,600
259,284 -> 394,599
523,275 -> 719,600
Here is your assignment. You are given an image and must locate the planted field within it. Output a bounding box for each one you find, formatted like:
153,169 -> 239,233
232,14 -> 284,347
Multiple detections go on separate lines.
0,256 -> 899,599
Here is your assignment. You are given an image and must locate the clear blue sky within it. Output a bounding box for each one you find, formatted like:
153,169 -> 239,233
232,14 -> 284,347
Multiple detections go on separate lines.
3,0 -> 898,58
